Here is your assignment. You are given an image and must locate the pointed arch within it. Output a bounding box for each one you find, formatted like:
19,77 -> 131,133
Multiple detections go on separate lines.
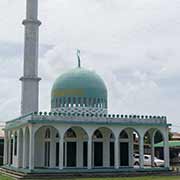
64,128 -> 77,138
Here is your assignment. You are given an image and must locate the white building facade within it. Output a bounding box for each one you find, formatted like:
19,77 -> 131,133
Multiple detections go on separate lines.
3,113 -> 170,172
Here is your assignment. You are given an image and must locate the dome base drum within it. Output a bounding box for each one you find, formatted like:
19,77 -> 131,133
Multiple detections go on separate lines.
52,106 -> 107,115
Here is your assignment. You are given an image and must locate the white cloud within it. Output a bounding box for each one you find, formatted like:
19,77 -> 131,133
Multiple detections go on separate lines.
0,0 -> 180,131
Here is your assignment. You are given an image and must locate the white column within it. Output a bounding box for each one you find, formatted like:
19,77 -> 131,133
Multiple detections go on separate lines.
17,130 -> 21,168
151,131 -> 155,167
103,135 -> 109,167
88,138 -> 92,169
3,131 -> 8,165
77,138 -> 83,168
8,132 -> 11,165
65,142 -> 67,167
29,126 -> 35,170
129,131 -> 134,167
139,135 -> 144,168
164,129 -> 170,168
59,138 -> 64,170
115,137 -> 119,169
12,132 -> 15,166
50,137 -> 54,168
22,128 -> 27,168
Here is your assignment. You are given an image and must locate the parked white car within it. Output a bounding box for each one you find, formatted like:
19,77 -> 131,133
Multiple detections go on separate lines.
133,154 -> 165,167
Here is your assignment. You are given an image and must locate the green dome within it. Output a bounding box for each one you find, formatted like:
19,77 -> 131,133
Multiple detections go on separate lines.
51,49 -> 108,114
51,67 -> 107,99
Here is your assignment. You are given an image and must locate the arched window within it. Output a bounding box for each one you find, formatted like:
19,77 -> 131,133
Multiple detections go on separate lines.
89,98 -> 92,106
101,98 -> 104,108
65,128 -> 77,138
97,98 -> 100,107
93,130 -> 103,139
68,97 -> 71,104
56,98 -> 58,107
73,97 -> 76,104
93,98 -> 96,107
83,97 -> 87,106
101,99 -> 104,108
45,128 -> 51,139
78,97 -> 81,104
63,97 -> 66,106
120,130 -> 128,139
58,98 -> 61,107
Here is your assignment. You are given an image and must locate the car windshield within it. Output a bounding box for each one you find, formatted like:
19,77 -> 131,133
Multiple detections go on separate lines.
144,156 -> 149,159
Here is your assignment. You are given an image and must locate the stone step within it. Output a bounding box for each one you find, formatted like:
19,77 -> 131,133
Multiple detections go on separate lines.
0,168 -> 25,179
0,167 -> 178,180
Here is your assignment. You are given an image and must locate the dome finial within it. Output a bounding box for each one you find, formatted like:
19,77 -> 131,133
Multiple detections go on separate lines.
77,49 -> 81,68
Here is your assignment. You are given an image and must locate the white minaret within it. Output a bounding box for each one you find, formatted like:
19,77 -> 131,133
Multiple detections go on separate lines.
20,0 -> 41,115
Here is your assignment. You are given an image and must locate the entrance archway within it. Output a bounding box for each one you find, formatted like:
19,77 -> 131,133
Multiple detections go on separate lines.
64,128 -> 77,167
143,129 -> 155,167
119,128 -> 140,168
93,129 -> 103,167
144,128 -> 165,168
34,126 -> 59,168
92,127 -> 115,168
154,130 -> 165,166
64,126 -> 88,168
119,130 -> 129,167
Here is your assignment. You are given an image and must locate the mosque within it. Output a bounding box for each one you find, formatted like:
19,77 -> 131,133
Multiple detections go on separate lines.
3,0 -> 170,174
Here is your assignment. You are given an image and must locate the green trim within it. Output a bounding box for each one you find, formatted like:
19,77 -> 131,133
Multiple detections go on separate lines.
30,119 -> 169,127
5,119 -> 171,131
2,165 -> 169,174
155,141 -> 180,148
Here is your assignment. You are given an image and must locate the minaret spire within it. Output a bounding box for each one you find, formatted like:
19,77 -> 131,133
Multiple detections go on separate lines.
77,49 -> 81,68
20,0 -> 41,115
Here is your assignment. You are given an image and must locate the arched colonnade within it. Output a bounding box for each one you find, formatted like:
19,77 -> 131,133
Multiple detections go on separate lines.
3,125 -> 170,170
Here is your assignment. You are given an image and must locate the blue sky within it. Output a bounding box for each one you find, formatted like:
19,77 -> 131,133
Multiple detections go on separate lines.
0,0 -> 180,131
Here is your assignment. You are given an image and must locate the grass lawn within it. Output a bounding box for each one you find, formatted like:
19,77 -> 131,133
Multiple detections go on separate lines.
0,175 -> 180,180
0,174 -> 13,180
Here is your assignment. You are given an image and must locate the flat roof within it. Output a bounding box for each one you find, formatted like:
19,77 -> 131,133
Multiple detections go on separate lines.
5,112 -> 170,130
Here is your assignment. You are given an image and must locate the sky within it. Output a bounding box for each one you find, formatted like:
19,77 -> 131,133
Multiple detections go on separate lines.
0,0 -> 180,131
